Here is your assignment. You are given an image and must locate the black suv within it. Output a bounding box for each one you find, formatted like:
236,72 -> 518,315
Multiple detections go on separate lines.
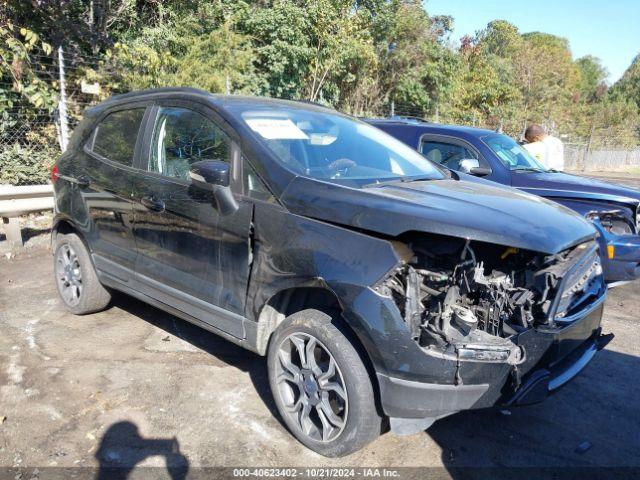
52,88 -> 611,457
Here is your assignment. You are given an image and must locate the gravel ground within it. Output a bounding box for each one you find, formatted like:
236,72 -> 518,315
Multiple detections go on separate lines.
0,247 -> 639,479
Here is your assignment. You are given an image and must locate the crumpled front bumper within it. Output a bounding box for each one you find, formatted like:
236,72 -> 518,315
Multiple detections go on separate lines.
378,292 -> 610,435
505,327 -> 613,406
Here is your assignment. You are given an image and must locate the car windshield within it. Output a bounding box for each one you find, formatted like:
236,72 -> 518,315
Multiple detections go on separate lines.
227,104 -> 445,185
482,133 -> 549,172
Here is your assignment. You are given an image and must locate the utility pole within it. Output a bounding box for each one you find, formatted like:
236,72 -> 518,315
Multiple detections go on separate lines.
520,120 -> 528,142
584,123 -> 596,172
57,46 -> 69,152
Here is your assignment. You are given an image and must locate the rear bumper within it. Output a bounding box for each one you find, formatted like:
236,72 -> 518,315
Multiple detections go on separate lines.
379,293 -> 609,434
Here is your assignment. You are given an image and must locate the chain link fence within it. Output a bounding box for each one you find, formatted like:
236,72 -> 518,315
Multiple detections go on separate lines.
1,50 -> 110,186
2,54 -> 640,186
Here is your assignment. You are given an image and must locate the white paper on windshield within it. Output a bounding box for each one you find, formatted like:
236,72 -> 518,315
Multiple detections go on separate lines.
245,118 -> 309,140
309,133 -> 337,145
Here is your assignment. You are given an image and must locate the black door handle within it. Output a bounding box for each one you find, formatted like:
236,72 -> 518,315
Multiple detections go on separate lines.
141,195 -> 165,213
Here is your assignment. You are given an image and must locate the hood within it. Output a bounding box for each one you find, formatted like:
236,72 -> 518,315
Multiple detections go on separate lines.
280,176 -> 596,255
511,171 -> 640,206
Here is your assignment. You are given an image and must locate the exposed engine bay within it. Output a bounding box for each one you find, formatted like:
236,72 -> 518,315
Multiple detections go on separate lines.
377,234 -> 604,364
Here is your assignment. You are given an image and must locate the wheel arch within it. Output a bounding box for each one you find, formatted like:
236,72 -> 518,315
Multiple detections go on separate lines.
255,285 -> 384,416
51,217 -> 93,255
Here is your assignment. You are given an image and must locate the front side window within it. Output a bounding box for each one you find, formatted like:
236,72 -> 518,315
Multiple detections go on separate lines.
420,140 -> 479,171
149,107 -> 231,180
92,108 -> 145,166
225,105 -> 444,186
483,134 -> 548,172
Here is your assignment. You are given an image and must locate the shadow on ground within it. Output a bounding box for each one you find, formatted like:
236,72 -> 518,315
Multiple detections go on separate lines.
110,294 -> 279,417
0,225 -> 51,243
95,421 -> 189,480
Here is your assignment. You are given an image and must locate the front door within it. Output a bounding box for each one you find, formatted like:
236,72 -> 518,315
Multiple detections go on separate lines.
131,103 -> 252,338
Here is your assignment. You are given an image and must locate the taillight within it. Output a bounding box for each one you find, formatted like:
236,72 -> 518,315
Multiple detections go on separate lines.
51,165 -> 59,183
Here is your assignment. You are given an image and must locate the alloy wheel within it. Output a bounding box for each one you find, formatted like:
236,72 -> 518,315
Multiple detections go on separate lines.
274,332 -> 348,442
55,244 -> 83,306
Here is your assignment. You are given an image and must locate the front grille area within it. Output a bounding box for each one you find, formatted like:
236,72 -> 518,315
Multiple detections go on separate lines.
554,244 -> 603,320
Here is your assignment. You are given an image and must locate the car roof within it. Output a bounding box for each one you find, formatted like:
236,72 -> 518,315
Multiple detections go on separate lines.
85,87 -> 339,117
366,118 -> 497,138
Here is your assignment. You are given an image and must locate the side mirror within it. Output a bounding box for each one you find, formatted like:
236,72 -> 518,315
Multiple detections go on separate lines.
189,160 -> 238,215
459,158 -> 480,173
459,158 -> 491,176
189,160 -> 230,188
469,166 -> 492,176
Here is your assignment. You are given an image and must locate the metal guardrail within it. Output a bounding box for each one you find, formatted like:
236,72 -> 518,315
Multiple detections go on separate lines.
0,184 -> 54,246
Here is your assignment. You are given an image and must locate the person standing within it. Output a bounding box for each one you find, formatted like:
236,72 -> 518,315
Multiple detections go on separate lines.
523,124 -> 565,171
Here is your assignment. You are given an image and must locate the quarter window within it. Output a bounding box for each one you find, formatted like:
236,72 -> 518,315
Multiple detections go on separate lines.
243,160 -> 276,203
91,108 -> 145,166
149,107 -> 231,180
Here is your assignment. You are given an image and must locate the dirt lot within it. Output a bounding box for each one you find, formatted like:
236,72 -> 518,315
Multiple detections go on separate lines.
567,170 -> 640,190
1,246 -> 639,478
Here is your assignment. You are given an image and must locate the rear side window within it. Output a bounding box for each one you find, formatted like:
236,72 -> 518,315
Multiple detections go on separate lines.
91,108 -> 145,166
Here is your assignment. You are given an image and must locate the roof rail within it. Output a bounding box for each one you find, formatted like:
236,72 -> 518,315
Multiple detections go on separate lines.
102,87 -> 212,103
388,115 -> 430,124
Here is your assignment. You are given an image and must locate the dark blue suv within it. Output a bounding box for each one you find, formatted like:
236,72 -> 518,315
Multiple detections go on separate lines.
368,118 -> 640,284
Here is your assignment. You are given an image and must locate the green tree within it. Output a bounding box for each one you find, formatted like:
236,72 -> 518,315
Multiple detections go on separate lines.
0,24 -> 56,112
478,20 -> 522,58
375,0 -> 459,117
515,32 -> 580,129
611,54 -> 640,110
301,0 -> 377,111
576,55 -> 608,102
241,0 -> 314,99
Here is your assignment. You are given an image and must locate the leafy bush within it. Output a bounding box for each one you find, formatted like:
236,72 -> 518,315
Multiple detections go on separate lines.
0,142 -> 57,185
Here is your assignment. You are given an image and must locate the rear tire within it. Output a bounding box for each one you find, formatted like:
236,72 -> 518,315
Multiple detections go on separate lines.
267,309 -> 381,457
53,233 -> 111,314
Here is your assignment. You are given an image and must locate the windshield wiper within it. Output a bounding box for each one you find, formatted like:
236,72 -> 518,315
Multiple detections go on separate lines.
512,167 -> 544,173
363,175 -> 439,188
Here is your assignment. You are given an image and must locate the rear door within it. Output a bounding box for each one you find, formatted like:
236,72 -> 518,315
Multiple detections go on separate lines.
81,105 -> 149,275
130,100 -> 253,338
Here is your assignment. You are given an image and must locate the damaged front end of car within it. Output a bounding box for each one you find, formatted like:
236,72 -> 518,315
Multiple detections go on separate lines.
373,233 -> 610,433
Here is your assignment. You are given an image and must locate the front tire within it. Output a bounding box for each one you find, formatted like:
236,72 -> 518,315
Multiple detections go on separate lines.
53,233 -> 111,315
267,309 -> 381,457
